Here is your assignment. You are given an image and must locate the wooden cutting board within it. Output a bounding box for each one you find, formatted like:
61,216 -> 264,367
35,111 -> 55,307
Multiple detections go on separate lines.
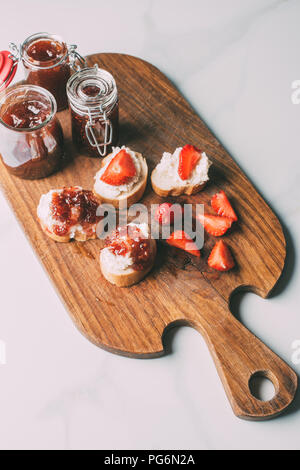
0,53 -> 297,420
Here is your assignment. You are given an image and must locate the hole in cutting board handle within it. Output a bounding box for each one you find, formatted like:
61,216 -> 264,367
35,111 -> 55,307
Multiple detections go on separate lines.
249,371 -> 276,402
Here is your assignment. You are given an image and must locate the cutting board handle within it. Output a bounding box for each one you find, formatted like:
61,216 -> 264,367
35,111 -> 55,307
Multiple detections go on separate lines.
194,311 -> 298,420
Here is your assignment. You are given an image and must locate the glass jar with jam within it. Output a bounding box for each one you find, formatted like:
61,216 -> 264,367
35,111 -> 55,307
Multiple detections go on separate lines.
67,65 -> 119,157
0,84 -> 64,179
9,33 -> 85,111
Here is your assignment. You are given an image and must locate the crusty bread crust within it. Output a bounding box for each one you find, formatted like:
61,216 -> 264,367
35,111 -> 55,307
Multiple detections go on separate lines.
39,219 -> 97,243
100,239 -> 157,287
93,152 -> 148,209
151,167 -> 207,197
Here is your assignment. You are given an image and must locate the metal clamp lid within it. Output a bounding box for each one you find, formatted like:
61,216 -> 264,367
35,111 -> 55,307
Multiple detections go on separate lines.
85,105 -> 113,157
67,44 -> 86,71
67,65 -> 118,157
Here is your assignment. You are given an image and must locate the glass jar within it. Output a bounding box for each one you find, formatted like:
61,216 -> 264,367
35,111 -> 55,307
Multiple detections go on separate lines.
0,84 -> 64,179
10,33 -> 85,111
67,65 -> 119,157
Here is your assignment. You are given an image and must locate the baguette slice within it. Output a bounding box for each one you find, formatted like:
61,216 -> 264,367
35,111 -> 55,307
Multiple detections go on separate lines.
37,187 -> 101,243
100,224 -> 156,287
39,220 -> 98,243
93,150 -> 148,209
100,239 -> 156,287
151,146 -> 211,197
151,173 -> 207,197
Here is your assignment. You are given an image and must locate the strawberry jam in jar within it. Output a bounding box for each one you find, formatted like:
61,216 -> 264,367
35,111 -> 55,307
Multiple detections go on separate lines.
10,33 -> 85,111
67,65 -> 119,157
0,85 -> 64,179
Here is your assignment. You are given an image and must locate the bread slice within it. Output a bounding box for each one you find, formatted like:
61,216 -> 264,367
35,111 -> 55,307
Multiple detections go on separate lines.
100,238 -> 157,287
151,174 -> 207,197
151,147 -> 211,197
37,187 -> 101,243
39,220 -> 98,243
93,151 -> 148,209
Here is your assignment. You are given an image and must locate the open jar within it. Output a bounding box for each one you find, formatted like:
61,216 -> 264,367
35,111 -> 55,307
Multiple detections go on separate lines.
0,84 -> 64,179
9,33 -> 85,111
67,65 -> 119,157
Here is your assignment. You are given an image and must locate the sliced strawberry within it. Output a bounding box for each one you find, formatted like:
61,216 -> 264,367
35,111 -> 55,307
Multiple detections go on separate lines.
100,149 -> 136,186
178,145 -> 202,181
166,230 -> 201,257
155,203 -> 183,225
208,240 -> 235,271
211,190 -> 237,221
197,213 -> 232,236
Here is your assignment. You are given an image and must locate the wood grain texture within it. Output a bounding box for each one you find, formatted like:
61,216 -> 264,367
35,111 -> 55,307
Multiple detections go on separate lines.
0,53 -> 297,420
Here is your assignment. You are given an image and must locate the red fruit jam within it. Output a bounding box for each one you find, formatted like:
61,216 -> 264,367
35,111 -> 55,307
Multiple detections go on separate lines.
0,85 -> 64,180
67,67 -> 119,157
51,187 -> 101,237
22,36 -> 71,111
26,39 -> 65,62
71,104 -> 119,157
2,100 -> 50,129
81,85 -> 101,97
105,225 -> 151,271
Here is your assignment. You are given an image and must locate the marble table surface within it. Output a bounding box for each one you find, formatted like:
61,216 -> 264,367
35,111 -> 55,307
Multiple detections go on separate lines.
0,0 -> 299,450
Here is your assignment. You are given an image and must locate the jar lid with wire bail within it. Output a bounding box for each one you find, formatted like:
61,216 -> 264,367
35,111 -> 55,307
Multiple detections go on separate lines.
67,65 -> 118,156
67,65 -> 118,115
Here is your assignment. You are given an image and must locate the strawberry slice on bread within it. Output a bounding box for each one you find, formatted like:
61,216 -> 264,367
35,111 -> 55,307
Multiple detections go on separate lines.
178,145 -> 201,181
208,240 -> 235,271
167,230 -> 201,257
151,145 -> 212,197
100,149 -> 136,186
211,190 -> 237,221
94,147 -> 148,209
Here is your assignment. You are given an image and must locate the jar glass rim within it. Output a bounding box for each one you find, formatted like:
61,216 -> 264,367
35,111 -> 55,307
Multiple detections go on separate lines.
0,84 -> 57,132
67,66 -> 118,116
21,32 -> 68,70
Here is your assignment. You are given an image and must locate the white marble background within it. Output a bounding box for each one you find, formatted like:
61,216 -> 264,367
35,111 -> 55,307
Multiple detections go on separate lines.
0,0 -> 299,450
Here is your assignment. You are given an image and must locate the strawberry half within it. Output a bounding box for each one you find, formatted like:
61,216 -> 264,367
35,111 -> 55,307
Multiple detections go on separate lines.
178,145 -> 202,181
155,203 -> 183,225
197,213 -> 232,236
211,190 -> 237,221
100,149 -> 136,186
208,240 -> 235,271
166,230 -> 201,257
